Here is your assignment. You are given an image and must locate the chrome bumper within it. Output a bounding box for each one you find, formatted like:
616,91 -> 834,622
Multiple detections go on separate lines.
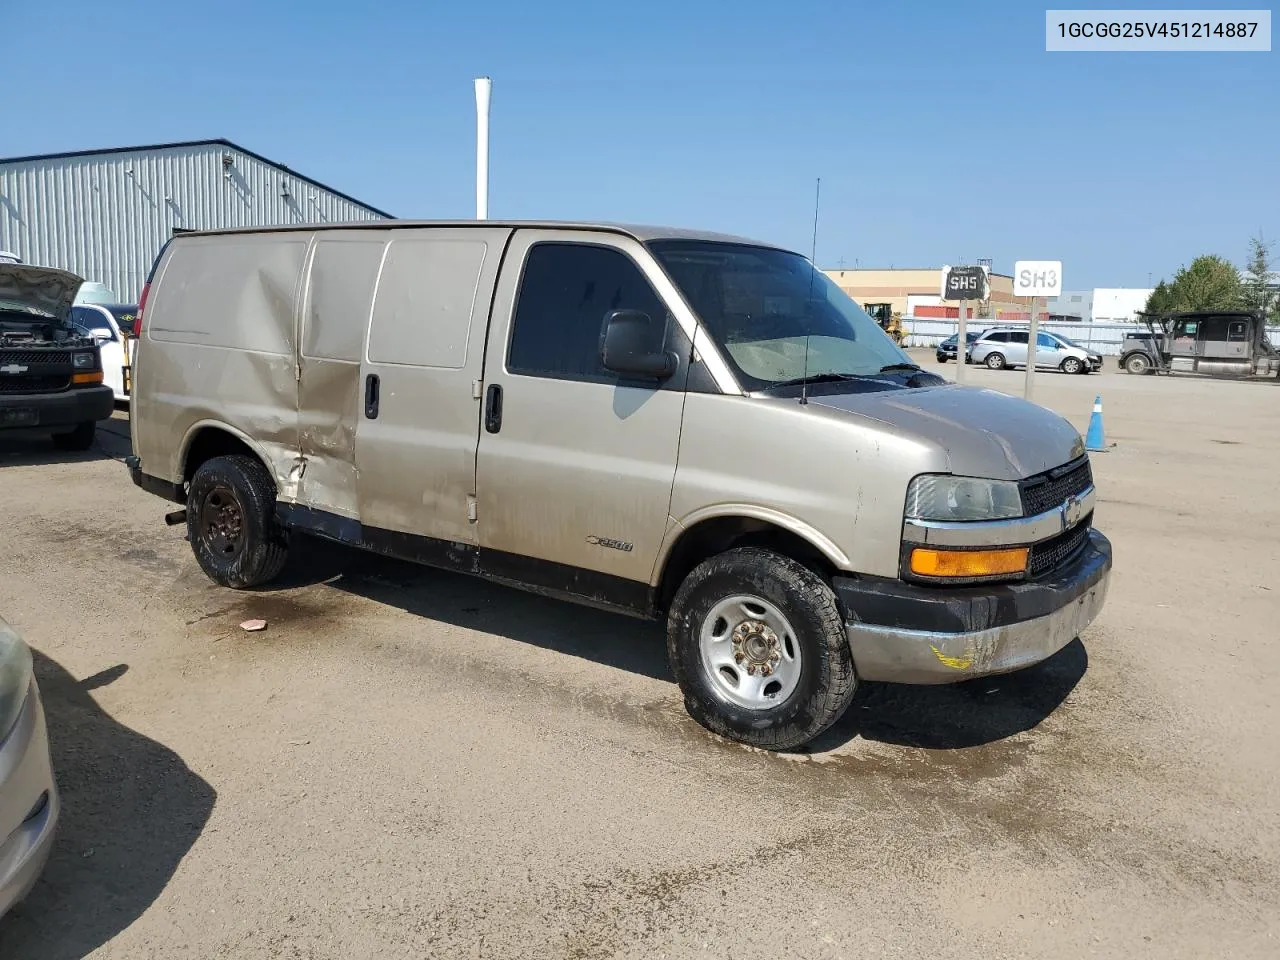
0,682 -> 59,919
834,530 -> 1112,685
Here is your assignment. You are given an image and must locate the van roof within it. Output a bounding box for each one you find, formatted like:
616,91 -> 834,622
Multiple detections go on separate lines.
170,220 -> 794,252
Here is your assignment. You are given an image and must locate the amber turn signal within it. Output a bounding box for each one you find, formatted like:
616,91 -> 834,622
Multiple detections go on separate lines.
909,546 -> 1029,579
72,371 -> 104,384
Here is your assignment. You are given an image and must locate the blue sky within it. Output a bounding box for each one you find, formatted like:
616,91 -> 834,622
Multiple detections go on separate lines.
5,0 -> 1277,288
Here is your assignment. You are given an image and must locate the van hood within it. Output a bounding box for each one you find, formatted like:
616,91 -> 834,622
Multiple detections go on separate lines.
812,384 -> 1085,481
0,264 -> 85,322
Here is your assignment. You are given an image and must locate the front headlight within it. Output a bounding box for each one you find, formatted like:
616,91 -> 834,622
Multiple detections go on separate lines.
0,618 -> 34,741
72,351 -> 96,370
905,474 -> 1023,521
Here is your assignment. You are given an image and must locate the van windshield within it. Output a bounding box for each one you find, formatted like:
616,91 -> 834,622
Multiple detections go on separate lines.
648,241 -> 910,390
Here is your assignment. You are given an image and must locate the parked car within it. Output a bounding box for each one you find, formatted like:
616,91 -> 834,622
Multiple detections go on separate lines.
70,304 -> 136,401
935,331 -> 982,363
1,263 -> 115,449
968,328 -> 1103,373
127,221 -> 1111,752
0,617 -> 59,919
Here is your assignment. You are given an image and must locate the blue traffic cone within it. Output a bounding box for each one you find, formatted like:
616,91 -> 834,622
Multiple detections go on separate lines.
1085,395 -> 1106,452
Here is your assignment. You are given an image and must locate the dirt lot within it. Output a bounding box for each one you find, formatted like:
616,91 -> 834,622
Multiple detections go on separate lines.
1,357 -> 1277,959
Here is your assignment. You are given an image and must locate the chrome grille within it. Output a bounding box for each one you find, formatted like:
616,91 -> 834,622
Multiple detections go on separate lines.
1020,457 -> 1092,517
1029,515 -> 1092,578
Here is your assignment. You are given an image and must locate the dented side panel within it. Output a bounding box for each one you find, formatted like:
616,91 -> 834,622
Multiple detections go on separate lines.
134,233 -> 310,489
298,232 -> 389,516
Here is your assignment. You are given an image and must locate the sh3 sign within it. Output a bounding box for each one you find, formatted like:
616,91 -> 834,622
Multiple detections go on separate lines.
1013,260 -> 1063,298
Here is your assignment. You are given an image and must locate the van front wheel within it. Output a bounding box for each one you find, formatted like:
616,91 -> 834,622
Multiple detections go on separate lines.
187,455 -> 288,588
667,547 -> 856,751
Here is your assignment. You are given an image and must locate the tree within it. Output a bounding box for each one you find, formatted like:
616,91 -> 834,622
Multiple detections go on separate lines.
1241,234 -> 1278,322
1143,255 -> 1244,316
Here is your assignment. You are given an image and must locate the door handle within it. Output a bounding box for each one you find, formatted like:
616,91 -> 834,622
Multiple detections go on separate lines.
484,383 -> 503,433
364,373 -> 380,419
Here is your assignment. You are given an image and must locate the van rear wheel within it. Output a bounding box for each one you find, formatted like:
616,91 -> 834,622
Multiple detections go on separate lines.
667,547 -> 856,751
187,455 -> 288,588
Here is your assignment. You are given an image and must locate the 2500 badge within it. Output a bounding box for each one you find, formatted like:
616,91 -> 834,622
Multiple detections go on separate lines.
585,535 -> 634,553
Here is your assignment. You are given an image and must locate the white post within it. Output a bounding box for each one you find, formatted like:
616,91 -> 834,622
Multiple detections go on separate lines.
955,299 -> 967,384
1024,296 -> 1039,401
474,77 -> 491,220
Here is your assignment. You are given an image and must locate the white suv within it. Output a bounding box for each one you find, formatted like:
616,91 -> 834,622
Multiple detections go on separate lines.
968,328 -> 1102,374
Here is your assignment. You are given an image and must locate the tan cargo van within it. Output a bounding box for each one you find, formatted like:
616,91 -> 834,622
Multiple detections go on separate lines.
126,222 -> 1111,750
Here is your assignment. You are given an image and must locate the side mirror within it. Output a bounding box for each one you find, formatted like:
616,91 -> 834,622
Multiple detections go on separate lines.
600,309 -> 676,380
91,327 -> 114,342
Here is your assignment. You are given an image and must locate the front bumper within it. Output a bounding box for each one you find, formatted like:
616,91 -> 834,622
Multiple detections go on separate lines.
0,385 -> 114,431
1087,356 -> 1103,371
834,530 -> 1112,684
0,682 -> 59,919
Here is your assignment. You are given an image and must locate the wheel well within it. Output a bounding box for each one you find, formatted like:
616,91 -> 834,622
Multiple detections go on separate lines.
656,517 -> 835,615
182,427 -> 261,483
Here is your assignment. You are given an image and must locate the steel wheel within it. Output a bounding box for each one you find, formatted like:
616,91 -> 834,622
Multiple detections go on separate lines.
698,594 -> 802,711
199,485 -> 246,559
1125,354 -> 1149,375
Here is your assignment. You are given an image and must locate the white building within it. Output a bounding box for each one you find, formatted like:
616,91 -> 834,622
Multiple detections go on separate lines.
0,138 -> 392,301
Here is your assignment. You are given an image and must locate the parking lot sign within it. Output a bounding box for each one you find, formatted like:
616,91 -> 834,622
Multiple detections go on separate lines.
1013,260 -> 1063,401
940,265 -> 990,384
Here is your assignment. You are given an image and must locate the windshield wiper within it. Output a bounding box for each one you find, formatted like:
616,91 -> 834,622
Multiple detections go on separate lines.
766,372 -> 866,390
877,362 -> 923,374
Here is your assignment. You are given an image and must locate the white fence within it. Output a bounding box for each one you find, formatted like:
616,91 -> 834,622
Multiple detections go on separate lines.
902,317 -> 1280,357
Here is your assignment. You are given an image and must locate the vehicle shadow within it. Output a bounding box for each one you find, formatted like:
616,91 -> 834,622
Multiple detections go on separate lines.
0,651 -> 216,960
0,419 -> 131,469
277,535 -> 1087,745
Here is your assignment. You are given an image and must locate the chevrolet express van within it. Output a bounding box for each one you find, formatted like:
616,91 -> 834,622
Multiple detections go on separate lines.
126,222 -> 1111,750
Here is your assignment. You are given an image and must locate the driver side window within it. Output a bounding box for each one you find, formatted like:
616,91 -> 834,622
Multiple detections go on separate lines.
507,243 -> 668,382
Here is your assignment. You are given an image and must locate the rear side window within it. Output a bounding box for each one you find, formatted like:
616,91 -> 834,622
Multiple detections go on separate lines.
507,243 -> 667,381
1008,331 -> 1029,344
985,331 -> 1008,343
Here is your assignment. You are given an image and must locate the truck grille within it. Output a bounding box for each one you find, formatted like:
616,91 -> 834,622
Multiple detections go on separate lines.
0,349 -> 71,366
1029,515 -> 1092,578
1020,456 -> 1093,516
0,375 -> 70,394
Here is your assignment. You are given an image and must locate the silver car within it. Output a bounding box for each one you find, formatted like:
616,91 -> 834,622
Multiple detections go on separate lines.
969,328 -> 1103,373
0,618 -> 58,919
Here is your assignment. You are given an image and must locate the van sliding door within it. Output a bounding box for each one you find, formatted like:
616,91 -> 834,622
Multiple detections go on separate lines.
353,227 -> 512,546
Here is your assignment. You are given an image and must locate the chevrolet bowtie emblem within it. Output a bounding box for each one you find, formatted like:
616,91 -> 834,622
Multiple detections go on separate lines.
0,363 -> 28,375
1063,493 -> 1086,528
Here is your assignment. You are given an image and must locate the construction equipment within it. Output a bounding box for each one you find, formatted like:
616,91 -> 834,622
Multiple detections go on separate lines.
1121,311 -> 1280,379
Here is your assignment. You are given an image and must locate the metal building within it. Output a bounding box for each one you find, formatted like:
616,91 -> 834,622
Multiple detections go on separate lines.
0,138 -> 393,301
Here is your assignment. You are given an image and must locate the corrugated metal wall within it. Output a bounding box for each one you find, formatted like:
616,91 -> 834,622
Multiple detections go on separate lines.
0,143 -> 388,301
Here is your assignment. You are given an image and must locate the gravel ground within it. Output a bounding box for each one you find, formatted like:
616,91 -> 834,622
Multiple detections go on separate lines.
1,356 -> 1277,959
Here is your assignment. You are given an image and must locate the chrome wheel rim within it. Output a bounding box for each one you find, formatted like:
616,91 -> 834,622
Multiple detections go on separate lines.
698,595 -> 802,710
1064,358 -> 1082,373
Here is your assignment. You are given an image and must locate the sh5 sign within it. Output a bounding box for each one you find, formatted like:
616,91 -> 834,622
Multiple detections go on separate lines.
1013,260 -> 1063,298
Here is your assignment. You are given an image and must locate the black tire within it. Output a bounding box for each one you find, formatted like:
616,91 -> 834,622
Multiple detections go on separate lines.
936,354 -> 948,363
666,547 -> 857,751
186,454 -> 288,588
1061,356 -> 1084,375
1124,353 -> 1150,375
985,352 -> 1006,370
51,421 -> 96,451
